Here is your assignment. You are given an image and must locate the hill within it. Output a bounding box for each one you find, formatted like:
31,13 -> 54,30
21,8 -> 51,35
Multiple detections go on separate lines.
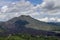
0,15 -> 60,36
4,15 -> 60,31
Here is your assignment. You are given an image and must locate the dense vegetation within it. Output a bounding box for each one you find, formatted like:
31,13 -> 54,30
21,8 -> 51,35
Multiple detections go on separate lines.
0,33 -> 60,40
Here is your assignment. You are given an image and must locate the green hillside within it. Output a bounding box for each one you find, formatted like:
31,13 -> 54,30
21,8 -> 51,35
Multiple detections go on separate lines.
0,33 -> 60,40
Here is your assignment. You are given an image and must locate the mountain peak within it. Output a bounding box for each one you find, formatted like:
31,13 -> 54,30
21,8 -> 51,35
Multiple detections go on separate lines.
20,15 -> 30,17
18,15 -> 32,19
6,15 -> 33,23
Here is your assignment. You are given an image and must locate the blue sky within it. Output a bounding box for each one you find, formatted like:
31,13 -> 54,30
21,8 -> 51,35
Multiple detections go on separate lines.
27,0 -> 43,5
2,0 -> 43,5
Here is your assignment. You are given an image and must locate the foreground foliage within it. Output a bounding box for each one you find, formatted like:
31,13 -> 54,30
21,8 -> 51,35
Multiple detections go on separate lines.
0,33 -> 60,40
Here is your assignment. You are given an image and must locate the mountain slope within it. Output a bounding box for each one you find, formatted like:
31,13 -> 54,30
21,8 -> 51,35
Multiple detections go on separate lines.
0,15 -> 60,36
4,15 -> 60,31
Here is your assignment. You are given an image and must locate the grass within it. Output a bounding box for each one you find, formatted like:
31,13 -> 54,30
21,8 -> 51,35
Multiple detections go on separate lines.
0,33 -> 59,40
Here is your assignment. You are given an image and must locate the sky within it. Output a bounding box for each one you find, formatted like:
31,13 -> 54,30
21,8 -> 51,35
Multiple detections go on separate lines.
0,0 -> 60,22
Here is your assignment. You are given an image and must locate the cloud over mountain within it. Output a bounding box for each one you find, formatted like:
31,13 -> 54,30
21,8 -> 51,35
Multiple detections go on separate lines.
0,0 -> 60,22
35,0 -> 60,15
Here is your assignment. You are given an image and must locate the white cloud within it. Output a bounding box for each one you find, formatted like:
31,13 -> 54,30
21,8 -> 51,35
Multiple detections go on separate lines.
0,14 -> 6,18
38,17 -> 49,22
1,5 -> 8,13
57,19 -> 60,22
0,0 -> 39,21
38,17 -> 60,22
0,0 -> 60,22
37,0 -> 60,15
